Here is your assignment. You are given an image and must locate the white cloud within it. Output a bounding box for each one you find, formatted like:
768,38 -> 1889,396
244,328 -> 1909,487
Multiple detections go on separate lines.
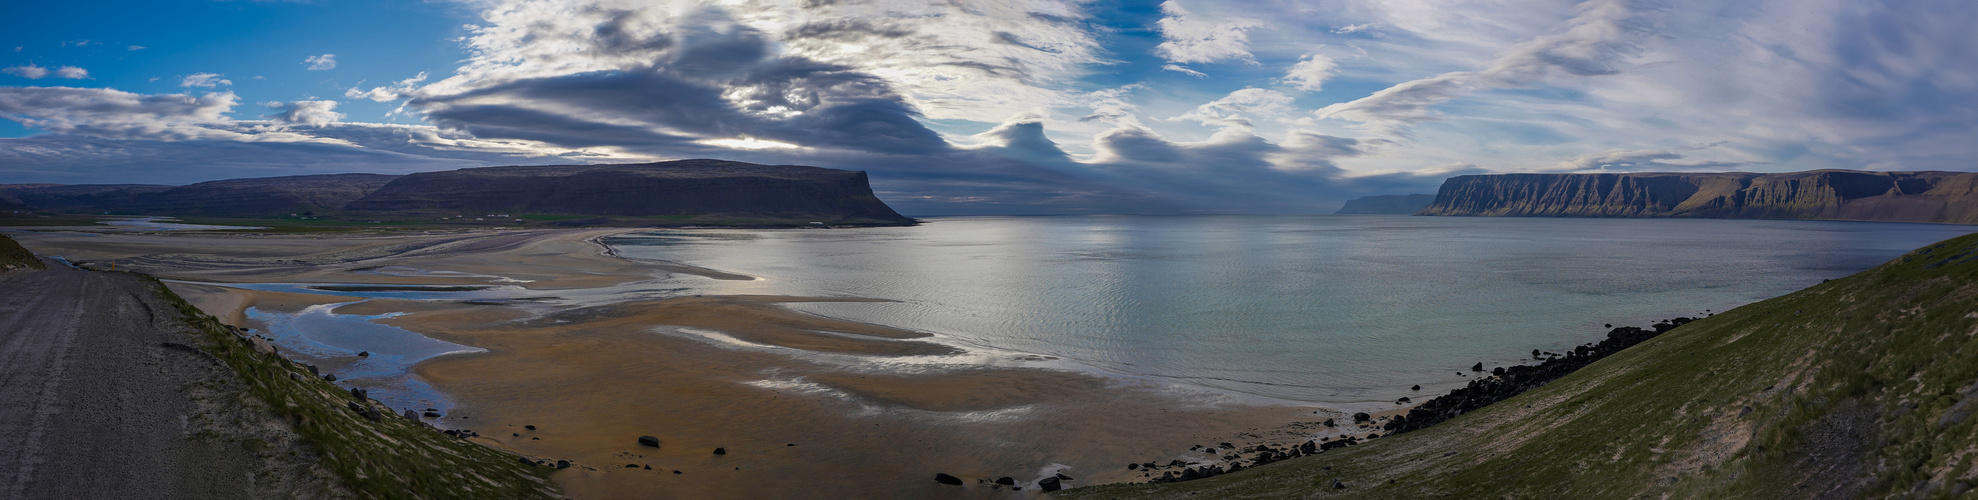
1281,53 -> 1337,92
344,72 -> 427,102
305,54 -> 337,71
1153,1 -> 1261,64
0,65 -> 83,80
1317,0 -> 1651,136
1171,88 -> 1296,128
180,73 -> 232,88
1078,85 -> 1146,127
0,86 -> 601,163
128,45 -> 145,51
3,65 -> 51,79
1539,148 -> 1749,173
1161,64 -> 1207,77
0,87 -> 247,140
1333,24 -> 1373,35
265,100 -> 344,127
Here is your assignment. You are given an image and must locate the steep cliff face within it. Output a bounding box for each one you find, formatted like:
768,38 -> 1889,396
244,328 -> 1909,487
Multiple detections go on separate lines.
1334,194 -> 1436,215
1418,170 -> 1978,224
346,159 -> 913,224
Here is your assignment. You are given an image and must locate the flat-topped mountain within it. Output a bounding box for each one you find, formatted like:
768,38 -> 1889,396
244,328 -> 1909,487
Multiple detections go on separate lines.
2,183 -> 173,213
0,160 -> 914,226
0,174 -> 395,216
1417,170 -> 1978,224
345,160 -> 911,224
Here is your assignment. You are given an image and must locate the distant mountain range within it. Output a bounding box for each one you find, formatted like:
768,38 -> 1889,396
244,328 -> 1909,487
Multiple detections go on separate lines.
1414,169 -> 1978,224
1334,194 -> 1436,215
0,160 -> 914,226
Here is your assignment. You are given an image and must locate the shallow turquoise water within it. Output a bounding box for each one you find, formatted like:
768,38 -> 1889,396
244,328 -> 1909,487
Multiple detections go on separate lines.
246,302 -> 480,413
602,215 -> 1977,406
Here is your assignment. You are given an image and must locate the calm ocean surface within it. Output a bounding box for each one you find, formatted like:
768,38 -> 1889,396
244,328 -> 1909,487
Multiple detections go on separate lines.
604,215 -> 1976,407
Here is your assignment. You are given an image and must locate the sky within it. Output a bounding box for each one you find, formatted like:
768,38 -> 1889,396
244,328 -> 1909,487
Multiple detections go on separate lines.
1,0 -> 1972,215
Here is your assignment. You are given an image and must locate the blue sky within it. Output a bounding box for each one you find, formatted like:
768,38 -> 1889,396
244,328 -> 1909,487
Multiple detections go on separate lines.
2,0 -> 1972,214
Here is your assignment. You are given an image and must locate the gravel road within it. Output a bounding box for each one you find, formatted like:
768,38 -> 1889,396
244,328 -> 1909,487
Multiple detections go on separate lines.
0,260 -> 319,499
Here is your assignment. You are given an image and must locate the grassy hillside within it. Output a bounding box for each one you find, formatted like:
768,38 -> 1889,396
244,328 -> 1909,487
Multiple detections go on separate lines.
1069,232 -> 1978,499
0,232 -> 45,270
145,276 -> 561,499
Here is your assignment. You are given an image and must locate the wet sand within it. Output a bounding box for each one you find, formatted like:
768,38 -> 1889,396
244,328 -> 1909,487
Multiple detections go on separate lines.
12,227 -> 1353,497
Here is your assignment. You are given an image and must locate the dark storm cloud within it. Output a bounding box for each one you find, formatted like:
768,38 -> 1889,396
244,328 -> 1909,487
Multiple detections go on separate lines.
409,7 -> 950,157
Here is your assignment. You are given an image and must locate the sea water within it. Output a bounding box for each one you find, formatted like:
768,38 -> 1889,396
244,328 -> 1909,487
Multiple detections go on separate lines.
246,302 -> 481,413
602,215 -> 1977,406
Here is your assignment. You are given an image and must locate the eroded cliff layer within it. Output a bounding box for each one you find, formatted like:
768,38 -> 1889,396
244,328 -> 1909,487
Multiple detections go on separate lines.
346,160 -> 913,224
1417,170 -> 1978,224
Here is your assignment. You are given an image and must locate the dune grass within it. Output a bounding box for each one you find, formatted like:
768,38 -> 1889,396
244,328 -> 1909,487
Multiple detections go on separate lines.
0,232 -> 45,270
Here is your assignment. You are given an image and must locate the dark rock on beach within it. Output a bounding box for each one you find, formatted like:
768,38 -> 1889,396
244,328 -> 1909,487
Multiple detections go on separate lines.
1039,476 -> 1063,491
1387,319 -> 1694,436
934,473 -> 963,485
637,436 -> 660,448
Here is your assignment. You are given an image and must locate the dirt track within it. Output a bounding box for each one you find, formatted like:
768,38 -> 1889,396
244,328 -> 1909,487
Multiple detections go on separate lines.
0,261 -> 325,499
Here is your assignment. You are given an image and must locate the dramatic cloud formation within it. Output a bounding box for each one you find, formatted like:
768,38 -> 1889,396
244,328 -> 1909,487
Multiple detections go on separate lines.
0,0 -> 1975,214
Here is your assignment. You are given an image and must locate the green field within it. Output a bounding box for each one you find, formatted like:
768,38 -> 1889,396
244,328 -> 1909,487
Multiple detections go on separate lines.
1069,233 -> 1978,499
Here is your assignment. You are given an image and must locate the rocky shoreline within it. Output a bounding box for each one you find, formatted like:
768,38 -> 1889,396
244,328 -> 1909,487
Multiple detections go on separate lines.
1125,317 -> 1698,485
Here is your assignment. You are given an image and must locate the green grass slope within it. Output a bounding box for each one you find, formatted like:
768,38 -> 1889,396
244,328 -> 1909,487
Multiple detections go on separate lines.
145,276 -> 561,499
1068,233 -> 1978,499
0,232 -> 46,270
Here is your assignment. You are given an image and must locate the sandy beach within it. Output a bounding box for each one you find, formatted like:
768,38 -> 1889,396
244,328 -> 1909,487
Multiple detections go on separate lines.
8,227 -> 1372,497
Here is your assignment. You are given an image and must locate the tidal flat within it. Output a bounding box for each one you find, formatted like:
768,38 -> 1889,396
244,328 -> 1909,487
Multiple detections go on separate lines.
6,215 -> 1972,497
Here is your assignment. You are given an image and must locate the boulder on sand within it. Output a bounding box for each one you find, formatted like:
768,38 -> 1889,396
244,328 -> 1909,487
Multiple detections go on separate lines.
934,473 -> 963,485
637,436 -> 660,448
